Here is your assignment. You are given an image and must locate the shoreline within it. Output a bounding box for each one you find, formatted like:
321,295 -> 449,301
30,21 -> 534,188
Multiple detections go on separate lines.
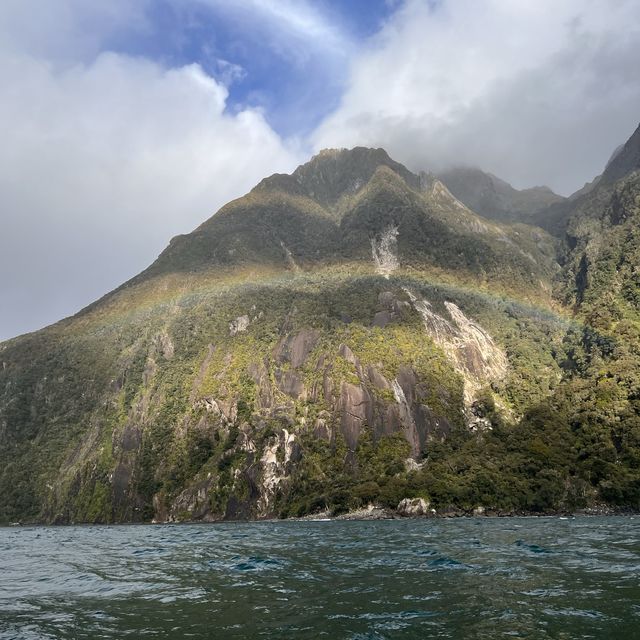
294,504 -> 639,522
2,505 -> 638,528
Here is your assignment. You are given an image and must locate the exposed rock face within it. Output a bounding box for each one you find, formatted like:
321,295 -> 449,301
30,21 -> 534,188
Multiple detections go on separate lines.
168,478 -> 214,522
397,497 -> 431,517
313,410 -> 333,441
280,241 -> 300,272
328,342 -> 451,455
247,361 -> 274,411
335,504 -> 393,520
404,458 -> 424,472
339,382 -> 371,449
443,302 -> 508,382
153,331 -> 175,360
229,315 -> 250,336
373,291 -> 409,327
274,329 -> 320,368
197,396 -> 237,426
392,376 -> 420,455
275,369 -> 306,400
371,224 -> 399,278
405,289 -> 507,414
258,429 -> 299,516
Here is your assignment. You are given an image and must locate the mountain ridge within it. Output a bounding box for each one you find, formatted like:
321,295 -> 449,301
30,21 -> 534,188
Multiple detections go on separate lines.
438,165 -> 565,225
2,129 -> 640,524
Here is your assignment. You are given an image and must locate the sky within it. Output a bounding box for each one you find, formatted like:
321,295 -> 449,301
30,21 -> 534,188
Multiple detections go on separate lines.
1,0 -> 639,341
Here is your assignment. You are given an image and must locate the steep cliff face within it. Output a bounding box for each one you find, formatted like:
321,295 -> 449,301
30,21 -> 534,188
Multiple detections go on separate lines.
403,290 -> 508,415
0,262 -> 559,523
2,137 -> 640,523
553,122 -> 640,316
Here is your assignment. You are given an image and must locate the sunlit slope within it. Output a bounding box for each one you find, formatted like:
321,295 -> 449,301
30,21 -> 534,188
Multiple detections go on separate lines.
2,143 -> 639,523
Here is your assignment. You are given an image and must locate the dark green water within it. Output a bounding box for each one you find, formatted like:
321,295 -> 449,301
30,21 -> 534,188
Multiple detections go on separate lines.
1,517 -> 639,639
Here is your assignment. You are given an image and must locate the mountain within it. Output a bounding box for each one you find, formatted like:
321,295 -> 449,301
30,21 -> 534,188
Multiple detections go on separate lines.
525,126 -> 640,237
600,123 -> 640,184
136,148 -> 557,289
560,124 -> 640,312
438,166 -> 564,225
1,135 -> 640,524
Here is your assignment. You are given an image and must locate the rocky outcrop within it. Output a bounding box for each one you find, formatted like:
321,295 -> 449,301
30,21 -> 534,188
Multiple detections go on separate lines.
372,290 -> 410,328
371,224 -> 399,278
397,497 -> 431,517
405,289 -> 507,418
274,329 -> 320,368
99,310 -> 482,524
275,369 -> 306,400
247,361 -> 274,410
257,429 -> 299,516
229,315 -> 250,336
152,331 -> 175,360
166,478 -> 215,522
339,381 -> 371,449
197,396 -> 237,426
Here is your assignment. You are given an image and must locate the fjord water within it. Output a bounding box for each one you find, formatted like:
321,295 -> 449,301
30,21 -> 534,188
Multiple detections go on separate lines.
1,518 -> 638,639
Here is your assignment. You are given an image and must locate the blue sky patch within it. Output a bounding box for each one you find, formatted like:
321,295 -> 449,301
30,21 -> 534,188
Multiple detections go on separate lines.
104,0 -> 397,138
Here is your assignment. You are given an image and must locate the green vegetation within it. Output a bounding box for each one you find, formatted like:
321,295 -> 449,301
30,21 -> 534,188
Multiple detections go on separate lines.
1,144 -> 640,523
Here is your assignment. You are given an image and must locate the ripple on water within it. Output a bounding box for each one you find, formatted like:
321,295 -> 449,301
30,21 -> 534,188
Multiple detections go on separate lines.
522,588 -> 568,598
515,540 -> 553,554
131,547 -> 167,556
1,517 -> 639,640
542,606 -> 610,621
228,556 -> 287,572
425,556 -> 472,570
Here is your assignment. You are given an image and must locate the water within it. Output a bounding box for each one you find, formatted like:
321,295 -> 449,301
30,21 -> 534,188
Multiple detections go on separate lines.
1,517 -> 639,639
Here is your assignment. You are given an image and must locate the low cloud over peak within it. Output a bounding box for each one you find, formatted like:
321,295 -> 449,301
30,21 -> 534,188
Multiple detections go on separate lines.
313,0 -> 640,195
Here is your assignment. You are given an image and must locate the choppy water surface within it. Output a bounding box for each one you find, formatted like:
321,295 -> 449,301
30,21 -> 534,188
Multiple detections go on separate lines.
1,517 -> 639,639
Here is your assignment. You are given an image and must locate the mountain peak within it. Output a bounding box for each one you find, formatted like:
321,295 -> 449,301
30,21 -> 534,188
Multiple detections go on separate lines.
256,146 -> 419,206
602,122 -> 640,184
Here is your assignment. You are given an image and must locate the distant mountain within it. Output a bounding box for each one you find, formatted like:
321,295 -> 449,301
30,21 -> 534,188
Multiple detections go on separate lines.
2,130 -> 640,525
438,166 -> 564,225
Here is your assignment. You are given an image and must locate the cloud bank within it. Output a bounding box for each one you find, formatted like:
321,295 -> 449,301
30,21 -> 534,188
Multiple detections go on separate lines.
0,3 -> 301,341
313,0 -> 640,194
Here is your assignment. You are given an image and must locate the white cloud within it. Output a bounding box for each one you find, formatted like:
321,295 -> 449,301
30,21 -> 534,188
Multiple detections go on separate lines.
0,51 -> 301,340
313,0 -> 640,194
196,0 -> 350,54
0,0 -> 149,61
